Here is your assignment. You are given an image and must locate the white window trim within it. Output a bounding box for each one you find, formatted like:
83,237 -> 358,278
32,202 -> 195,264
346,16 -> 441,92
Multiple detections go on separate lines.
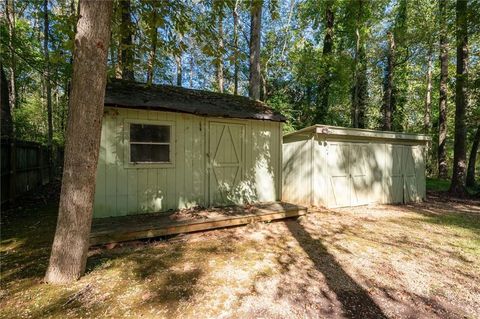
124,119 -> 175,169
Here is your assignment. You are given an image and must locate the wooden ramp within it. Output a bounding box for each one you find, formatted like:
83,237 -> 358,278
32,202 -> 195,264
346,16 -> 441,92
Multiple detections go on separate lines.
90,202 -> 307,246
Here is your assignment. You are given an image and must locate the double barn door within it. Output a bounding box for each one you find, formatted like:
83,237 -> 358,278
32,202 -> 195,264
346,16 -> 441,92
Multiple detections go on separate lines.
207,121 -> 245,206
327,142 -> 420,208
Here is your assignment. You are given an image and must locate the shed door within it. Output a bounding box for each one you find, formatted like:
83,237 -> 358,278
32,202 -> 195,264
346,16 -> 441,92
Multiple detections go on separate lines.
403,146 -> 418,203
350,143 -> 370,206
208,122 -> 245,206
385,145 -> 404,204
327,143 -> 351,207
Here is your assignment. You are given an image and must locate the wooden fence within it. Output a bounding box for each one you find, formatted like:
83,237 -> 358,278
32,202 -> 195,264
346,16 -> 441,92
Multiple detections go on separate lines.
1,139 -> 62,206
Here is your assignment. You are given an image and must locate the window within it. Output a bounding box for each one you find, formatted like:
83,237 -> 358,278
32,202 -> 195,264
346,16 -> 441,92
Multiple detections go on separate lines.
129,123 -> 172,163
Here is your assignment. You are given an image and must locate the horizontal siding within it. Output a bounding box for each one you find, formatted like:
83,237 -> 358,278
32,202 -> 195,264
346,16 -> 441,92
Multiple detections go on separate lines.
94,108 -> 282,218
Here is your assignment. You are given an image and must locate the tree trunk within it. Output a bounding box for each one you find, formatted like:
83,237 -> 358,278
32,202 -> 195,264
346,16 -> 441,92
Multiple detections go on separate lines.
5,0 -> 17,112
382,31 -> 395,131
233,0 -> 239,95
466,125 -> 480,187
449,0 -> 468,196
175,55 -> 182,86
44,0 -> 113,284
249,0 -> 262,100
216,14 -> 224,93
120,0 -> 134,81
316,0 -> 334,123
351,0 -> 367,129
438,0 -> 449,179
146,5 -> 158,85
424,48 -> 433,134
44,0 -> 54,180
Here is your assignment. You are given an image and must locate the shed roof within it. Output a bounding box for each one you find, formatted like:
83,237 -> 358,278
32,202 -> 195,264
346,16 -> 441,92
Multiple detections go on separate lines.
104,80 -> 286,122
284,125 -> 430,142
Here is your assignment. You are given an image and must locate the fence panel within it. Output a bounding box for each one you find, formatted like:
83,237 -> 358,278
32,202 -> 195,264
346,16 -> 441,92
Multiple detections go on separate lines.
1,139 -> 61,206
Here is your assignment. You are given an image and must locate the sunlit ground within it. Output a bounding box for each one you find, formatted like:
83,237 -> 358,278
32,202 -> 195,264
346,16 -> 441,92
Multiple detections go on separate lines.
1,194 -> 479,318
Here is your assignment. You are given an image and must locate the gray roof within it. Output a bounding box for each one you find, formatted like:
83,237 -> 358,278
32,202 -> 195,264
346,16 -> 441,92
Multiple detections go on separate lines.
104,80 -> 286,122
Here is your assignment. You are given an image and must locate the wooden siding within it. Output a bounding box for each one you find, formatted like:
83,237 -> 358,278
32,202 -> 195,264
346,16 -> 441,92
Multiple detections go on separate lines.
94,107 -> 282,218
282,132 -> 427,208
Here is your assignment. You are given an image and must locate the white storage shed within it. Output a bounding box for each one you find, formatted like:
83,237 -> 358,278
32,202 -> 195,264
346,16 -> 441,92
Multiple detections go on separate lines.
282,125 -> 429,208
93,81 -> 285,218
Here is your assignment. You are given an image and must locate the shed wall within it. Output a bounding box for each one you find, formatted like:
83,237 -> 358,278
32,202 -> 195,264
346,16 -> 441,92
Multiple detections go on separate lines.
94,107 -> 282,218
283,130 -> 427,208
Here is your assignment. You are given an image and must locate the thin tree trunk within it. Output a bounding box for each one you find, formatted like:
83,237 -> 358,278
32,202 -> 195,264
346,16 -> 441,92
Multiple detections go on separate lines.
449,0 -> 468,196
438,0 -> 449,179
44,0 -> 54,180
249,0 -> 262,100
146,5 -> 158,85
316,0 -> 334,123
233,0 -> 239,95
5,0 -> 16,113
175,54 -> 182,86
44,0 -> 113,284
216,14 -> 224,93
466,125 -> 480,187
382,31 -> 395,131
351,0 -> 367,128
424,48 -> 433,134
120,0 -> 134,81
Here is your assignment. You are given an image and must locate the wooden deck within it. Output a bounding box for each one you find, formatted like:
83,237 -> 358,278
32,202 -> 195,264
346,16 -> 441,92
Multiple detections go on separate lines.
90,202 -> 307,246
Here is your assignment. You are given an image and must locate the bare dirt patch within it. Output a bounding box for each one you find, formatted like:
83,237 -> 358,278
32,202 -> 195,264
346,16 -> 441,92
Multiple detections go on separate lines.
1,196 -> 479,318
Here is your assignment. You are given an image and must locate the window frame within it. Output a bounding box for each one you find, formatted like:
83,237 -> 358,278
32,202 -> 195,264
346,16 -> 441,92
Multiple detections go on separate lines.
124,119 -> 175,168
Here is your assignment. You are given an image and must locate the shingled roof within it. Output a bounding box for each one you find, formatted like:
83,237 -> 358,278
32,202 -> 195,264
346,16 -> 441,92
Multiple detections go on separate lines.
104,80 -> 286,122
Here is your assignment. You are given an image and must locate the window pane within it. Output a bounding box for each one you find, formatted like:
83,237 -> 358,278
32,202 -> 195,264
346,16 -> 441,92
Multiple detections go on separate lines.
130,144 -> 170,163
130,124 -> 170,143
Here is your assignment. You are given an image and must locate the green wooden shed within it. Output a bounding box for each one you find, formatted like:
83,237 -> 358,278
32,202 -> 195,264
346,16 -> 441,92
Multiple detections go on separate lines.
93,81 -> 285,218
282,125 -> 430,208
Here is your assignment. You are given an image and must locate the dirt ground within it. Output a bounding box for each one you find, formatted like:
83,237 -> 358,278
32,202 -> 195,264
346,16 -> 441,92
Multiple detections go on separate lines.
1,192 -> 479,319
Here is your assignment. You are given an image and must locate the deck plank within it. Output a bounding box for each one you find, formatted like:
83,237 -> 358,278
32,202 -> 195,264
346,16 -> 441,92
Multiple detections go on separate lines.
90,202 -> 307,245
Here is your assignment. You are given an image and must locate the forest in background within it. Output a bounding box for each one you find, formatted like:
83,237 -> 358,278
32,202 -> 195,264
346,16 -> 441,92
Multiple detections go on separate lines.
1,0 -> 479,180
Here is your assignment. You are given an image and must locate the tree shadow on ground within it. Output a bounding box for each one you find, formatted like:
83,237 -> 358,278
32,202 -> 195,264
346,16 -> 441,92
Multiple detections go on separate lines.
286,220 -> 388,319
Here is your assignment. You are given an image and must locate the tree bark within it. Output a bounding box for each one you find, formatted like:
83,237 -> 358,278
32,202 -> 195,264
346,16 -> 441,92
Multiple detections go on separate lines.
44,0 -> 54,180
466,125 -> 480,187
316,0 -> 334,124
44,0 -> 113,284
120,0 -> 134,81
5,0 -> 17,112
449,0 -> 468,196
249,0 -> 262,100
146,4 -> 158,85
175,54 -> 182,86
233,0 -> 239,95
216,14 -> 224,93
424,48 -> 433,134
382,31 -> 395,131
438,0 -> 449,179
351,0 -> 367,129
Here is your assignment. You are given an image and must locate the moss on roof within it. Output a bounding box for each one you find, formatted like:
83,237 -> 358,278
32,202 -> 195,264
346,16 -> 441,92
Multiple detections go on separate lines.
104,80 -> 286,122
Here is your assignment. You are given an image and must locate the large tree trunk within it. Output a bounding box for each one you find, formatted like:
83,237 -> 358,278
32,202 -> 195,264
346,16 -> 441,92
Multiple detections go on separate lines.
466,125 -> 480,187
316,0 -> 334,124
233,0 -> 239,95
120,0 -> 134,81
5,0 -> 16,112
146,4 -> 158,85
44,0 -> 113,284
216,14 -> 224,93
249,0 -> 262,100
351,0 -> 367,128
449,0 -> 468,196
382,31 -> 395,131
438,0 -> 449,179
